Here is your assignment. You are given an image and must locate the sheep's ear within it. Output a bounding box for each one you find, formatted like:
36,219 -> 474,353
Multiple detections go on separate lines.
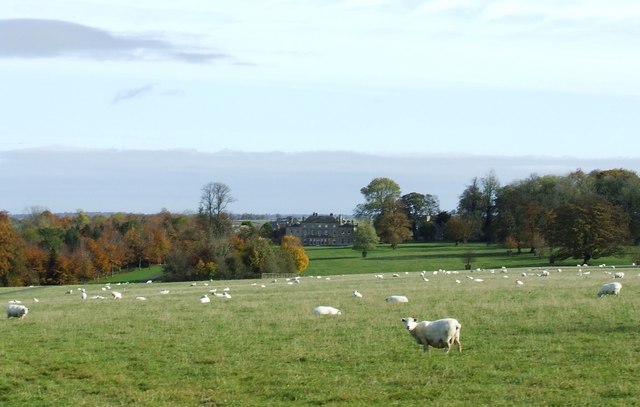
401,318 -> 406,322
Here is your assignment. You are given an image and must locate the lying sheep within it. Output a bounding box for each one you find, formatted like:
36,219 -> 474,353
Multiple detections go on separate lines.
385,295 -> 409,303
7,304 -> 29,319
401,317 -> 462,353
614,272 -> 624,279
352,290 -> 363,298
312,306 -> 342,315
598,282 -> 622,297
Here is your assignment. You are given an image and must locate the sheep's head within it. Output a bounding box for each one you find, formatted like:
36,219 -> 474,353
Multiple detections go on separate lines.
401,317 -> 418,331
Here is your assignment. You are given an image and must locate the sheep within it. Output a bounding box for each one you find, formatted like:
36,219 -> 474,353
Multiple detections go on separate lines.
80,291 -> 87,300
515,280 -> 524,286
199,294 -> 211,304
614,272 -> 625,279
135,296 -> 147,301
312,306 -> 342,315
111,291 -> 123,300
401,317 -> 462,353
598,282 -> 622,297
352,290 -> 363,298
385,295 -> 409,303
159,290 -> 170,295
7,304 -> 29,319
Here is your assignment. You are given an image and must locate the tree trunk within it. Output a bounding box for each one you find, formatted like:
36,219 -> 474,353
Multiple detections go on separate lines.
362,251 -> 367,258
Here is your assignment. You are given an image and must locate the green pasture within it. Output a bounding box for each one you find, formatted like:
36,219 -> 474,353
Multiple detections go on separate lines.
302,242 -> 636,276
2,262 -> 640,406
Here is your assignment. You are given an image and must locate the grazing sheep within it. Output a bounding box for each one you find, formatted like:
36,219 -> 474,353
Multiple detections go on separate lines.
352,290 -> 363,298
614,272 -> 624,279
401,317 -> 462,353
111,291 -> 123,300
312,306 -> 342,315
81,292 -> 87,300
598,282 -> 622,297
7,304 -> 29,319
385,295 -> 409,303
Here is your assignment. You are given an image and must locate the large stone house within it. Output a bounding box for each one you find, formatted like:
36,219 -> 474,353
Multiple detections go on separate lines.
283,213 -> 357,246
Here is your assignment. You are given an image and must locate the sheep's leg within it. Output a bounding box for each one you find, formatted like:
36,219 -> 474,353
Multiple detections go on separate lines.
421,340 -> 430,352
454,337 -> 462,353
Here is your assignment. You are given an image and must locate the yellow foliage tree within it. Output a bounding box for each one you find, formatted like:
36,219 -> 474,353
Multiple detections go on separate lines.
280,235 -> 309,273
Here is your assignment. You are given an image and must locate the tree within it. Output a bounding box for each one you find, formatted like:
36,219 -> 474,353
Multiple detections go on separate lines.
351,223 -> 379,257
401,192 -> 439,239
354,177 -> 401,219
199,182 -> 235,238
375,204 -> 412,249
547,197 -> 630,264
280,235 -> 309,273
443,215 -> 477,245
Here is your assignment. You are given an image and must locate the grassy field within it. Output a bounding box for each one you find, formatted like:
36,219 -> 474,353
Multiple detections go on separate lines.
2,255 -> 640,406
302,242 -> 637,276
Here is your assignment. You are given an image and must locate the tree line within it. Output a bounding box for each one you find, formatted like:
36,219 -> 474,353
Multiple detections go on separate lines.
352,168 -> 640,265
2,169 -> 639,287
0,182 -> 308,287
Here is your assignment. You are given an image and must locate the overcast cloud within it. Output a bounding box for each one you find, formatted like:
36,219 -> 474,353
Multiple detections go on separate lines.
1,149 -> 637,216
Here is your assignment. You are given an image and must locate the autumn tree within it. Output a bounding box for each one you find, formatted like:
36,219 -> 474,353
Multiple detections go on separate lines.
280,235 -> 309,273
375,201 -> 412,249
351,223 -> 379,257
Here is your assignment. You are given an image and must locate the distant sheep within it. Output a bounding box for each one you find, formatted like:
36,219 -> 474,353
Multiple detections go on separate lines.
111,291 -> 123,300
598,282 -> 622,297
352,290 -> 363,298
385,295 -> 409,303
614,272 -> 624,279
401,317 -> 462,353
199,294 -> 211,304
7,304 -> 29,319
312,306 -> 342,315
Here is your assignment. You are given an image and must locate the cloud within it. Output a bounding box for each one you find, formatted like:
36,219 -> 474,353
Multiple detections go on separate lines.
1,149 -> 639,215
112,84 -> 154,103
0,18 -> 229,63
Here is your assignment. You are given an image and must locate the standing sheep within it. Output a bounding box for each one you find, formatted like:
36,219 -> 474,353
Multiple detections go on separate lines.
598,282 -> 622,297
7,304 -> 29,319
401,317 -> 462,353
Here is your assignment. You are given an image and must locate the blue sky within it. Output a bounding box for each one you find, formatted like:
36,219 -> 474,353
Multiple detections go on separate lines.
1,1 -> 639,214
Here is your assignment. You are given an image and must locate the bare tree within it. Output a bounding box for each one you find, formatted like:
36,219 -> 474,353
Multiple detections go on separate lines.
199,182 -> 235,238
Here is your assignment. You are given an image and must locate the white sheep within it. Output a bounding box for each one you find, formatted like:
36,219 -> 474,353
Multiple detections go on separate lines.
385,295 -> 409,303
7,304 -> 29,319
199,294 -> 211,304
111,291 -> 123,300
614,272 -> 624,279
312,306 -> 342,315
401,317 -> 462,353
81,291 -> 87,300
352,290 -> 363,298
598,282 -> 622,297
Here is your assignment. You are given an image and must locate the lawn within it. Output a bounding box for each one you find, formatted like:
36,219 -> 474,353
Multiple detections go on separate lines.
2,256 -> 639,406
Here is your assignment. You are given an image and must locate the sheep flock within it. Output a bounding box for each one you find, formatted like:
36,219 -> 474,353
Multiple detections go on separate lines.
2,262 -> 636,358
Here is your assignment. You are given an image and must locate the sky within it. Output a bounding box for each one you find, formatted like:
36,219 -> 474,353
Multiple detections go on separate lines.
1,1 -> 640,215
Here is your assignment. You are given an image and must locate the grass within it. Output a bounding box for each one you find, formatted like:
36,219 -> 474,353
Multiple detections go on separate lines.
2,256 -> 640,406
302,242 -> 636,276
